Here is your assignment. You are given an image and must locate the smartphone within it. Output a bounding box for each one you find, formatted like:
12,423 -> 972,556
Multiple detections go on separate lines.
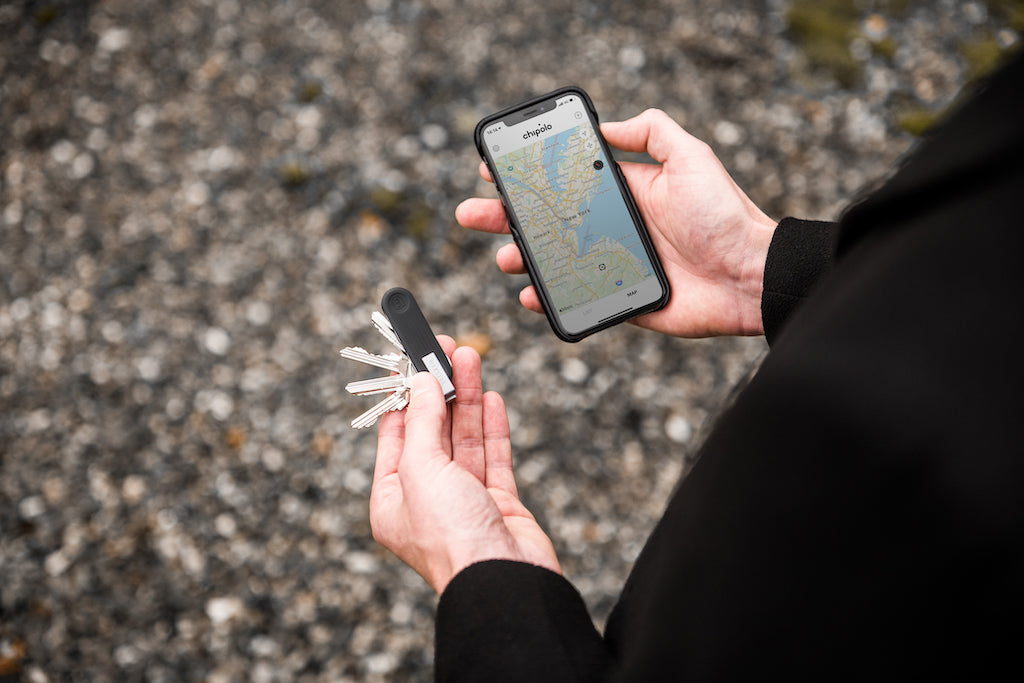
475,86 -> 670,342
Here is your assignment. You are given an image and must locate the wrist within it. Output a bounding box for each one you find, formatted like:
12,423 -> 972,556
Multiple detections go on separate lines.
434,545 -> 515,595
732,211 -> 777,336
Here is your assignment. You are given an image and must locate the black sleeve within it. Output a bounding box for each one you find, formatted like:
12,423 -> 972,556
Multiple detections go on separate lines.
760,217 -> 838,345
435,560 -> 609,682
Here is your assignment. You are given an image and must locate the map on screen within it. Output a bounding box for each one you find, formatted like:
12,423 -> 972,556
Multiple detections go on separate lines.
497,125 -> 653,314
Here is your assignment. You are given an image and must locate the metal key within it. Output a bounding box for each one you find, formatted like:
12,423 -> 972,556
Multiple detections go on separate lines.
371,311 -> 405,352
340,346 -> 413,429
350,390 -> 409,430
340,313 -> 418,429
339,346 -> 407,374
345,373 -> 413,397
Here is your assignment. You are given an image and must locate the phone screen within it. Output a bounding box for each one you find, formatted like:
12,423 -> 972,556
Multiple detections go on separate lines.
478,89 -> 668,340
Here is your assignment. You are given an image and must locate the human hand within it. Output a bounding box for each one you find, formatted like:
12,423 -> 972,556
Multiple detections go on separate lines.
456,108 -> 777,338
369,337 -> 561,594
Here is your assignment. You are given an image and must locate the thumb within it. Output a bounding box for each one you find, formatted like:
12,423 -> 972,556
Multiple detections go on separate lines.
601,108 -> 684,165
402,372 -> 446,464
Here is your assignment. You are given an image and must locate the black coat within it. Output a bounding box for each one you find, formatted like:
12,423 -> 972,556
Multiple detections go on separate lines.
435,52 -> 1024,681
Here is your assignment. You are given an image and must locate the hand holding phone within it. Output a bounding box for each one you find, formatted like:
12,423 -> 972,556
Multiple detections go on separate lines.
465,105 -> 778,339
475,87 -> 670,342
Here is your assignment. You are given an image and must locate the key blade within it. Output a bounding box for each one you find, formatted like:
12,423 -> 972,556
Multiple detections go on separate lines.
372,310 -> 396,334
371,311 -> 406,352
339,346 -> 404,373
351,391 -> 409,429
346,375 -> 411,396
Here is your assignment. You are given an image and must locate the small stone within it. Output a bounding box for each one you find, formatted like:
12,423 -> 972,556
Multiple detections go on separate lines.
863,13 -> 888,41
295,106 -> 322,130
70,153 -> 94,179
561,358 -> 589,384
114,645 -> 140,667
122,475 -> 146,504
365,652 -> 397,675
101,320 -> 125,344
18,496 -> 45,518
420,124 -> 448,150
390,601 -> 413,624
203,327 -> 231,355
215,513 -> 237,537
963,1 -> 987,25
246,301 -> 272,326
50,140 -> 76,164
24,409 -> 51,433
196,389 -> 234,421
619,45 -> 645,70
136,356 -> 161,381
312,431 -> 333,456
42,477 -> 67,504
665,414 -> 692,443
97,27 -> 131,53
456,332 -> 492,357
345,551 -> 378,574
207,146 -> 238,172
249,635 -> 279,658
262,447 -> 285,472
225,425 -> 246,450
44,551 -> 70,577
205,597 -> 245,625
184,181 -> 210,207
713,120 -> 744,146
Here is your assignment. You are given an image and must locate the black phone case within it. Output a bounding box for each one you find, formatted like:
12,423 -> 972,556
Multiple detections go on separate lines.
474,86 -> 670,342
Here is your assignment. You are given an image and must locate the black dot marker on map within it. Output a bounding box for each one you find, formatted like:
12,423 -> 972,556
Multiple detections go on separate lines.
593,160 -> 604,170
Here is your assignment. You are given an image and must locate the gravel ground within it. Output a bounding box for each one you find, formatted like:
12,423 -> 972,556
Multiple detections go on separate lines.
2,0 -> 1018,680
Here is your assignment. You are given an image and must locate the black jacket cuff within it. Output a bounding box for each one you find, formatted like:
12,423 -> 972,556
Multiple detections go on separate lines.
761,217 -> 839,345
435,560 -> 608,682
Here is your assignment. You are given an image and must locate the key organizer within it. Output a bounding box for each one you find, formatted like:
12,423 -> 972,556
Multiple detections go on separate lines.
340,288 -> 455,429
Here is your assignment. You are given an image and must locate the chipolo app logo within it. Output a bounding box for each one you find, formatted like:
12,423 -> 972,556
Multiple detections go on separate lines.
523,123 -> 552,140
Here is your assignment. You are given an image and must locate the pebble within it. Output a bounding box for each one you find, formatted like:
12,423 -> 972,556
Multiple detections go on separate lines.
714,120 -> 744,146
420,123 -> 449,150
203,327 -> 231,355
206,597 -> 245,626
97,27 -> 131,53
18,496 -> 45,519
665,414 -> 693,444
561,357 -> 590,384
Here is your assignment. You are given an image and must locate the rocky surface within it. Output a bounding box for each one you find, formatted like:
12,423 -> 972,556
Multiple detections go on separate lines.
1,0 -> 1018,680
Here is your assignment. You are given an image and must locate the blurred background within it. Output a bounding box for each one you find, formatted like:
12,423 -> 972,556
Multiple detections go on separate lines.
2,0 -> 1020,680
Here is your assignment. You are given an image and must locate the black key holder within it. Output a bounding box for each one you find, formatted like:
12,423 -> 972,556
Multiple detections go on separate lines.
381,287 -> 456,402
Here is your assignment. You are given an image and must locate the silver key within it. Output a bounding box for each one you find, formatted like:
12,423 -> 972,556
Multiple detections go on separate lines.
345,373 -> 413,396
350,390 -> 409,430
340,315 -> 416,429
339,346 -> 406,373
371,311 -> 405,352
